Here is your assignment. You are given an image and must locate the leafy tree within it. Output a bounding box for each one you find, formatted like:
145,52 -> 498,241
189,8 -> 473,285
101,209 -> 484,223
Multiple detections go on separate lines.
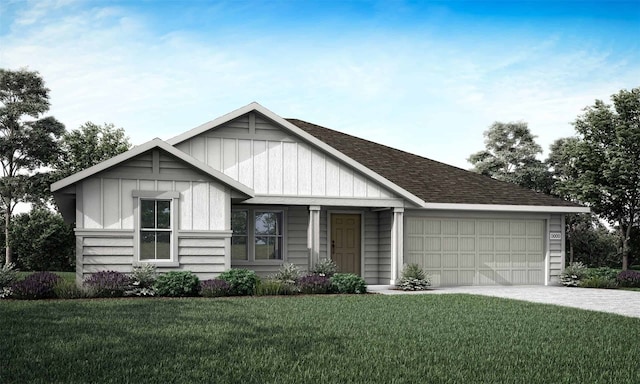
57,122 -> 131,179
0,68 -> 65,264
567,87 -> 640,270
468,121 -> 552,193
10,208 -> 74,271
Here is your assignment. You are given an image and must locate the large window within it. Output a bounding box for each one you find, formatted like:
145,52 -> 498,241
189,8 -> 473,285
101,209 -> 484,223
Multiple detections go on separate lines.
140,199 -> 172,260
232,209 -> 284,261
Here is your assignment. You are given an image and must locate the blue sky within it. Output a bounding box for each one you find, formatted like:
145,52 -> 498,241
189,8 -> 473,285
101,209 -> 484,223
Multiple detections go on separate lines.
1,0 -> 638,168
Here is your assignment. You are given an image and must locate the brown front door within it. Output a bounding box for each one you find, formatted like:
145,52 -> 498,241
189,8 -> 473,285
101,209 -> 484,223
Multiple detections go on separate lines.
331,214 -> 361,275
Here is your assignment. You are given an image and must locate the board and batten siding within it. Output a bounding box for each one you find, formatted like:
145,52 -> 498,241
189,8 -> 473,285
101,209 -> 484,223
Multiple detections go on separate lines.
175,113 -> 395,199
75,149 -> 232,283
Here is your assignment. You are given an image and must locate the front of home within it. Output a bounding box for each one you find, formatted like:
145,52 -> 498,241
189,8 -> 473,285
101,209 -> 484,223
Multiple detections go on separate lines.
51,103 -> 588,287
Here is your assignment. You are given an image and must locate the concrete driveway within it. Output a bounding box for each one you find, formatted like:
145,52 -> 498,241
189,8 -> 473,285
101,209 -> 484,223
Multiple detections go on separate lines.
368,285 -> 640,318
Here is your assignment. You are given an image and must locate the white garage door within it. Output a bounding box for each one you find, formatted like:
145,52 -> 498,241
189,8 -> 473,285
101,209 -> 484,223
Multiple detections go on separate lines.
406,218 -> 545,286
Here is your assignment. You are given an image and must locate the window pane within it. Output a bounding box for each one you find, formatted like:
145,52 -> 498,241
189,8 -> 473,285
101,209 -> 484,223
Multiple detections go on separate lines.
255,212 -> 281,235
156,200 -> 171,229
141,200 -> 155,228
156,232 -> 171,259
231,236 -> 248,260
254,236 -> 282,260
140,232 -> 156,260
254,236 -> 273,259
231,210 -> 248,235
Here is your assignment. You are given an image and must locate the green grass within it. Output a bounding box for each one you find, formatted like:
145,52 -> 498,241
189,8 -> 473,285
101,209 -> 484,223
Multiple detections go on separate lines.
1,295 -> 639,384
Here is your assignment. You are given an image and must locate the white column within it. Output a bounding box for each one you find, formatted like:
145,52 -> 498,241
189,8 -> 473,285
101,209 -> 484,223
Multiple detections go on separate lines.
308,205 -> 321,270
390,207 -> 404,285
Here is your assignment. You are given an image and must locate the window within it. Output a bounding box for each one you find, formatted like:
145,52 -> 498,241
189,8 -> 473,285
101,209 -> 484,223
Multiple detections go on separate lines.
231,210 -> 248,260
231,209 -> 284,261
140,199 -> 172,260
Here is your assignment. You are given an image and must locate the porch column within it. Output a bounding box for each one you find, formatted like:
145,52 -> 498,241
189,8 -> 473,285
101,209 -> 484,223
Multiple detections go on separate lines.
307,205 -> 321,270
390,207 -> 404,285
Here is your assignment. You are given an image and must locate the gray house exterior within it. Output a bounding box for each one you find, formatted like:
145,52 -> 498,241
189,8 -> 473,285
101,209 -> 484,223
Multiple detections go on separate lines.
51,102 -> 588,287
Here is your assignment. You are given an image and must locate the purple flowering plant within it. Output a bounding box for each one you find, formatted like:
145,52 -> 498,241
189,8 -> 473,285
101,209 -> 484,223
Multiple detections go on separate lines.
84,270 -> 131,297
10,271 -> 60,300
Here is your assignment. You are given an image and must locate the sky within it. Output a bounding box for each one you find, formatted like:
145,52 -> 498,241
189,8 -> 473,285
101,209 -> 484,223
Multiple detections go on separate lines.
1,0 -> 639,169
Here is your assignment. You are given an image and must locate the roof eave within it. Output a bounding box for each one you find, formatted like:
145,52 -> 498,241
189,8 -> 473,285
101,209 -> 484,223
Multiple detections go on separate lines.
422,202 -> 590,213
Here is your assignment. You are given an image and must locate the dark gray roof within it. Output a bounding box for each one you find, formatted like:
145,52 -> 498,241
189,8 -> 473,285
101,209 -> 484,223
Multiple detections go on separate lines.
287,118 -> 580,207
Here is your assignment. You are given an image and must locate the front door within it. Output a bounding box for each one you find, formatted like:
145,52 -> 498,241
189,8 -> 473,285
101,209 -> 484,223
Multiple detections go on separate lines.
331,214 -> 361,275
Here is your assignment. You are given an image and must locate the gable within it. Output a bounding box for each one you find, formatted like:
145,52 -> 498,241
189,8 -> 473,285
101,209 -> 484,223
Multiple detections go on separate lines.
173,111 -> 399,201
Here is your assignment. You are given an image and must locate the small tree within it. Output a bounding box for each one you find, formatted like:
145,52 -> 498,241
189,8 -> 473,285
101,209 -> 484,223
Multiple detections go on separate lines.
468,121 -> 552,193
56,122 -> 131,179
0,68 -> 65,264
566,87 -> 640,270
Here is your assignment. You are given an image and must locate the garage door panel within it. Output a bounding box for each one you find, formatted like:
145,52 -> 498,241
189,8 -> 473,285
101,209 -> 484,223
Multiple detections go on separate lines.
527,221 -> 543,236
406,217 -> 545,286
460,237 -> 475,251
460,253 -> 475,268
511,238 -> 527,252
479,238 -> 494,251
424,253 -> 441,268
443,238 -> 458,251
495,238 -> 510,251
527,238 -> 542,252
458,270 -> 475,285
495,221 -> 510,235
511,222 -> 527,236
442,254 -> 457,268
407,237 -> 423,251
425,238 -> 441,251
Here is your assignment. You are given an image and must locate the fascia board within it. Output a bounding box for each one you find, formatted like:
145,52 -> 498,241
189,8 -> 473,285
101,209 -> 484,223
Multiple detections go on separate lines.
51,138 -> 255,198
423,203 -> 590,213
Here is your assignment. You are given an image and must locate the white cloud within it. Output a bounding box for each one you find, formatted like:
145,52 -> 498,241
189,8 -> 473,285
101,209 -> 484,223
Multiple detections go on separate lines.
1,1 -> 638,170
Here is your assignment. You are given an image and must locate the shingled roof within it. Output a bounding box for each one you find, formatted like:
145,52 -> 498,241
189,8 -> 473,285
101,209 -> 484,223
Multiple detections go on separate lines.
287,118 -> 580,208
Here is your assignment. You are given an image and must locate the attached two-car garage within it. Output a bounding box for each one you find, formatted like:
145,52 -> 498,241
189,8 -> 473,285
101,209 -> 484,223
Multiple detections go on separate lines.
405,217 -> 545,286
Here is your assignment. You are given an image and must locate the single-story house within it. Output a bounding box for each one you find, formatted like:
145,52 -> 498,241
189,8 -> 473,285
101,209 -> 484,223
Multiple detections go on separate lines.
51,102 -> 588,287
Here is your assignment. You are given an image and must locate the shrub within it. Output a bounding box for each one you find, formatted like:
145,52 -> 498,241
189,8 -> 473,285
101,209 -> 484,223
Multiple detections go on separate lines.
311,258 -> 338,277
398,263 -> 431,291
559,262 -> 587,287
273,263 -> 302,285
586,267 -> 618,281
0,262 -> 18,297
579,276 -> 617,289
255,279 -> 296,296
153,271 -> 200,297
298,274 -> 332,294
616,270 -> 640,288
201,279 -> 231,297
218,269 -> 260,296
10,272 -> 60,300
126,264 -> 157,296
53,279 -> 89,299
331,273 -> 367,294
10,208 -> 75,271
84,271 -> 131,298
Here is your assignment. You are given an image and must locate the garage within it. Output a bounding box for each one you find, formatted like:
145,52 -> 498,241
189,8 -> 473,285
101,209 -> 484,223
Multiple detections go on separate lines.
405,217 -> 545,286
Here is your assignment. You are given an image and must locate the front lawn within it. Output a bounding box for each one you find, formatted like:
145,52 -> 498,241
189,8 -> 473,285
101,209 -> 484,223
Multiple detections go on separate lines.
1,295 -> 639,383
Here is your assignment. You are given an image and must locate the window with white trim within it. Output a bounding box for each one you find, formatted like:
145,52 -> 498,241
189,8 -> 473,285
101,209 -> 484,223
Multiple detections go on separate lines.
232,209 -> 284,261
140,199 -> 172,260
